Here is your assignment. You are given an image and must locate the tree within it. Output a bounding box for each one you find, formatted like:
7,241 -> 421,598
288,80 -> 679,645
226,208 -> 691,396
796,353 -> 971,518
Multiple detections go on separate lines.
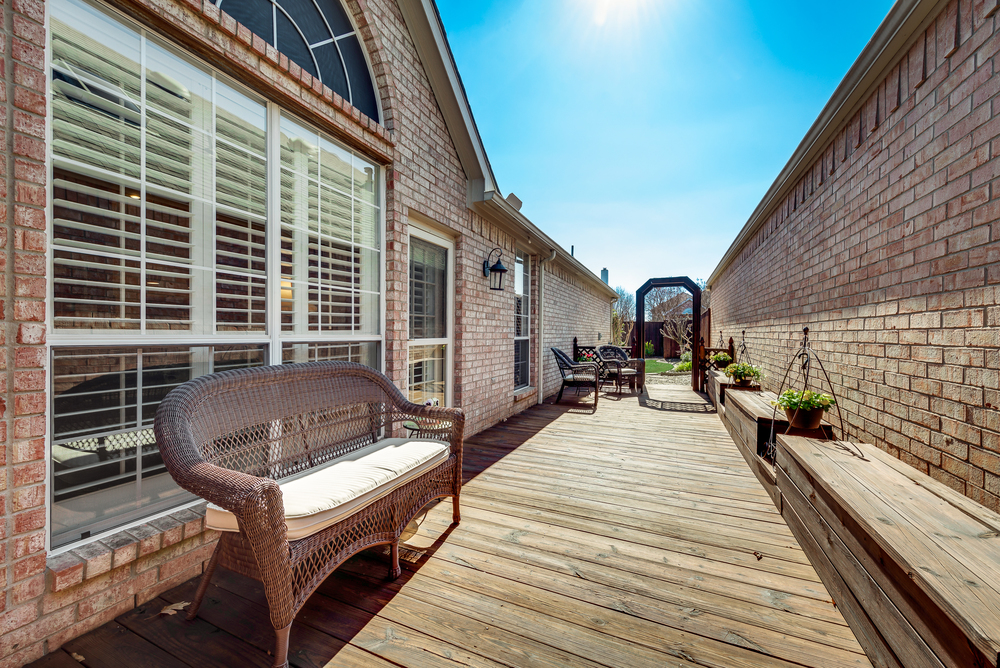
646,286 -> 690,322
661,315 -> 691,356
650,279 -> 709,356
611,286 -> 635,348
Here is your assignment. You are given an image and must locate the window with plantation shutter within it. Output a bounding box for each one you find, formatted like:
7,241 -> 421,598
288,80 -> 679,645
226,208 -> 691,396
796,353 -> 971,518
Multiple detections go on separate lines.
51,6 -> 269,336
49,0 -> 383,549
278,115 -> 381,336
514,249 -> 531,390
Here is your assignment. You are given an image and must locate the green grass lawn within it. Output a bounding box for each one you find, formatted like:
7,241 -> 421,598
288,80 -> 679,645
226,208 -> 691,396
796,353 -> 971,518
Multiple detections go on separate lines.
643,359 -> 675,373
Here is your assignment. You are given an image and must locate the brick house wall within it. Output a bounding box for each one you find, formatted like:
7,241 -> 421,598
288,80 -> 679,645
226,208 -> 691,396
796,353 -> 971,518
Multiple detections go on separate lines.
541,261 -> 612,400
0,0 -> 612,663
711,0 -> 1000,514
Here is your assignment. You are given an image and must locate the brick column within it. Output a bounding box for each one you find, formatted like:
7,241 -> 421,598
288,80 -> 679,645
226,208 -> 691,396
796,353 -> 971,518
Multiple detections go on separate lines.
0,0 -> 49,664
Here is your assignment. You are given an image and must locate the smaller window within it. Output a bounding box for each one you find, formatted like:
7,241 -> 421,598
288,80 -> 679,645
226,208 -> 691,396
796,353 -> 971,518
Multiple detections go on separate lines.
514,250 -> 530,390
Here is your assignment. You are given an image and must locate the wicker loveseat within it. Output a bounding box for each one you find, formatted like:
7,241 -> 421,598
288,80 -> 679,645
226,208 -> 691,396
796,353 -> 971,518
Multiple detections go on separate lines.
153,362 -> 464,668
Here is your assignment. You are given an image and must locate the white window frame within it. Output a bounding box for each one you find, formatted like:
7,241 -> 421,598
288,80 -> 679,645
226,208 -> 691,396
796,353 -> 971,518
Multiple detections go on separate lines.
44,0 -> 386,553
514,248 -> 531,391
407,224 -> 454,407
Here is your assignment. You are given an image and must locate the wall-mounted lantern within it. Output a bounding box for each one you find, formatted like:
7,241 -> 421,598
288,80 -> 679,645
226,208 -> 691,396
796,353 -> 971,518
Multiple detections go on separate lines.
483,248 -> 508,291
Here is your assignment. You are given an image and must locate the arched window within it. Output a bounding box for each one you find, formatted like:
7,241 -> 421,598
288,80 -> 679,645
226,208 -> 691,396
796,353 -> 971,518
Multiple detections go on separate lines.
214,0 -> 379,121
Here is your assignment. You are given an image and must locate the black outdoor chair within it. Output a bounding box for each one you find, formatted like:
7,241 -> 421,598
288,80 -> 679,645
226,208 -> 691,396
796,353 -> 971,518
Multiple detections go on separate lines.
551,348 -> 599,407
597,345 -> 645,394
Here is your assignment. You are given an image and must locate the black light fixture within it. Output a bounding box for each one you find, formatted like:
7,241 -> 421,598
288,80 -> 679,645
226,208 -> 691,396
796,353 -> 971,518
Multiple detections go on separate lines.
483,247 -> 508,291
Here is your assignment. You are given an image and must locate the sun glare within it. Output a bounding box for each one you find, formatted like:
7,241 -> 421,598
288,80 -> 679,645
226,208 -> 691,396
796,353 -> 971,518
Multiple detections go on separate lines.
588,0 -> 665,33
591,0 -> 656,27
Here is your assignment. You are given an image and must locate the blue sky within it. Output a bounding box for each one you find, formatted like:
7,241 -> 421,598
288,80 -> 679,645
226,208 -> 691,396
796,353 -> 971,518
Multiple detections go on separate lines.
435,0 -> 896,294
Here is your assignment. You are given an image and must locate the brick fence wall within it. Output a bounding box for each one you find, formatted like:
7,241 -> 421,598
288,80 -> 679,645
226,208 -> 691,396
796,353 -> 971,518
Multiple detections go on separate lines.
711,0 -> 1000,513
541,261 -> 612,399
0,0 -> 611,663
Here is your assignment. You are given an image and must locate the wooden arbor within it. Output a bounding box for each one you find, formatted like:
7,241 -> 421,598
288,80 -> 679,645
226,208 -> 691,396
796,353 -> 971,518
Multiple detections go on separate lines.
636,277 -> 702,392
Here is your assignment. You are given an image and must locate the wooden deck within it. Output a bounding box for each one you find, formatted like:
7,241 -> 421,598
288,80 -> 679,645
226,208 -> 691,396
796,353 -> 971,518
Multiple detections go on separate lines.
32,383 -> 871,668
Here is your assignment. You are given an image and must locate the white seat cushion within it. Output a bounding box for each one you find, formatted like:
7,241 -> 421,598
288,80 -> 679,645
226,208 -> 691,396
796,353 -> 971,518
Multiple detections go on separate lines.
205,438 -> 450,540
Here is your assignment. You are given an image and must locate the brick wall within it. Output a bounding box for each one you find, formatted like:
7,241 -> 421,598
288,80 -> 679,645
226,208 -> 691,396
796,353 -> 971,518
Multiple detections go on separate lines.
0,0 -> 51,663
711,0 -> 1000,513
0,0 -> 612,662
541,261 -> 613,399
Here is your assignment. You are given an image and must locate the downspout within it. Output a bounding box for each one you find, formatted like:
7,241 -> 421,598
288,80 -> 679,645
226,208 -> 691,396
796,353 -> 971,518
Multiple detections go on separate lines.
537,249 -> 558,405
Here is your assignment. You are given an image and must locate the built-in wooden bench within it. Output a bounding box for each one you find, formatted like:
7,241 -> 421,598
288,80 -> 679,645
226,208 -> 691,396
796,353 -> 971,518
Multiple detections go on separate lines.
777,435 -> 1000,668
722,391 -> 832,507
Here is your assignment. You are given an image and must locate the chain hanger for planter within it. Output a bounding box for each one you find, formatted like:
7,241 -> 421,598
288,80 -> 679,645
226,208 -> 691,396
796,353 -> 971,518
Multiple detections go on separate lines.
716,330 -> 726,348
765,327 -> 865,465
736,330 -> 755,367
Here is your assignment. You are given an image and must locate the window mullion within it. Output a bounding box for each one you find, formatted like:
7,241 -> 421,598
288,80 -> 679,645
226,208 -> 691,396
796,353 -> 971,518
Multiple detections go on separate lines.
267,103 -> 282,365
140,31 -> 147,334
207,73 -> 219,337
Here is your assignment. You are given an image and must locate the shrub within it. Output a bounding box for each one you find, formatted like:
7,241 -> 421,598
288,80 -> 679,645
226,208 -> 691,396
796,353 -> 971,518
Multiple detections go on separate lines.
674,361 -> 692,372
680,351 -> 692,363
644,341 -> 654,357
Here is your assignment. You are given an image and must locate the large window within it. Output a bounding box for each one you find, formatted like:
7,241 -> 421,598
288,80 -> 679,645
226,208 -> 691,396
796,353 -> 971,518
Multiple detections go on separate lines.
514,249 -> 530,390
408,231 -> 452,407
49,0 -> 383,548
51,346 -> 266,544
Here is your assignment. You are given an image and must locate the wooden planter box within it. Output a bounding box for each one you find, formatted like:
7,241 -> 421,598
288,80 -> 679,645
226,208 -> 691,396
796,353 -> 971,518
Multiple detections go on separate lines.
722,390 -> 833,507
777,435 -> 1000,668
706,369 -> 761,409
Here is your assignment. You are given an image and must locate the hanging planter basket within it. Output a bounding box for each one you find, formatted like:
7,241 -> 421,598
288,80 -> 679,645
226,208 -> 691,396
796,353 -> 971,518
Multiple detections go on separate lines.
784,407 -> 824,430
763,327 -> 864,466
723,331 -> 763,387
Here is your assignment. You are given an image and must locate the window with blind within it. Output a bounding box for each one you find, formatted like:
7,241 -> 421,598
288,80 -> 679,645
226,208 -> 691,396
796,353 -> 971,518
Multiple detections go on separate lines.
514,249 -> 530,390
278,114 -> 381,337
408,233 -> 451,407
49,0 -> 383,549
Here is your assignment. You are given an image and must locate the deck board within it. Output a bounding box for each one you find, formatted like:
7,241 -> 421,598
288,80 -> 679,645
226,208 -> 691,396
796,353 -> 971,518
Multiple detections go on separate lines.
32,383 -> 871,668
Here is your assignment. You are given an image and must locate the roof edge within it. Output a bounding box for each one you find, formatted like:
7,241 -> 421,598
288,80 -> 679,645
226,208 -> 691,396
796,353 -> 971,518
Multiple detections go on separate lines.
707,0 -> 947,288
475,193 -> 619,301
396,0 -> 497,193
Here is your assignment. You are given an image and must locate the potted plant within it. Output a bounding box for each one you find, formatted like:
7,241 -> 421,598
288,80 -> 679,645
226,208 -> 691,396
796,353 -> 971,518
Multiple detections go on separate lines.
724,362 -> 761,387
772,389 -> 835,430
710,352 -> 732,369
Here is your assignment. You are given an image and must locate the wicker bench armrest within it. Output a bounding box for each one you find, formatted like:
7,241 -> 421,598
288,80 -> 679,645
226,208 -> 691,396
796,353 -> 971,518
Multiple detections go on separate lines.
181,461 -> 282,516
386,397 -> 465,458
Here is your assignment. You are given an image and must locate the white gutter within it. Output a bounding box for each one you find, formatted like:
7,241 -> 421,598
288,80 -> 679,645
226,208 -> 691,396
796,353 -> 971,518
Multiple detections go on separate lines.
537,249 -> 557,404
475,191 -> 618,300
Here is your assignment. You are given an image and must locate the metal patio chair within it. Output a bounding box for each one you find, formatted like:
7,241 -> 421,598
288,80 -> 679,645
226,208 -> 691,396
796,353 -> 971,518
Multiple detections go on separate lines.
597,345 -> 645,394
551,348 -> 599,407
